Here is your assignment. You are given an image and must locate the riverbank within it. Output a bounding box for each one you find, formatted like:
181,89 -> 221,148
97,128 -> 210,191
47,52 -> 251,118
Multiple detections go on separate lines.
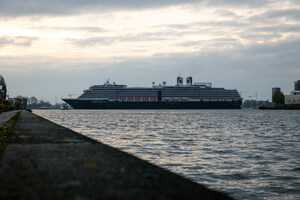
0,111 -> 19,155
259,105 -> 300,110
0,110 -> 233,199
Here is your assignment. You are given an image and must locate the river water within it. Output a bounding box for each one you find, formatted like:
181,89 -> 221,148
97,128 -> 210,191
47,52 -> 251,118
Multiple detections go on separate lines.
34,109 -> 300,200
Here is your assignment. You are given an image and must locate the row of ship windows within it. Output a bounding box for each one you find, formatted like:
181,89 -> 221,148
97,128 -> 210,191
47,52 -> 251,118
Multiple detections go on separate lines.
80,95 -> 240,100
108,99 -> 239,102
87,87 -> 236,91
85,90 -> 237,94
80,94 -> 239,98
81,92 -> 238,97
83,93 -> 238,97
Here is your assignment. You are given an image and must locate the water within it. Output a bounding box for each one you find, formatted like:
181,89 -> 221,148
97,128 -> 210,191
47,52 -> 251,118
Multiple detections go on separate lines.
34,109 -> 300,200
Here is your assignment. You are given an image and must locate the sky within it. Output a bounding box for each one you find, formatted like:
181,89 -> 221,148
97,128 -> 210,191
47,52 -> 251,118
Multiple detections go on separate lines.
0,0 -> 300,103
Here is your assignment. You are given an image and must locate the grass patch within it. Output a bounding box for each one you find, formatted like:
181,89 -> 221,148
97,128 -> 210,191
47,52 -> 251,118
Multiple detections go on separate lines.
0,112 -> 20,156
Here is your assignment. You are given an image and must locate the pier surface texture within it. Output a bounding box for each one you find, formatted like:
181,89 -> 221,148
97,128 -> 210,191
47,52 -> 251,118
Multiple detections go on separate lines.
0,111 -> 233,200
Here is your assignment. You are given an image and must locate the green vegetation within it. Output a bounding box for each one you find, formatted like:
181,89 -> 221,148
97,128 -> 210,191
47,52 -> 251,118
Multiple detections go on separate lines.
0,112 -> 20,156
0,103 -> 15,112
17,95 -> 62,109
272,91 -> 285,105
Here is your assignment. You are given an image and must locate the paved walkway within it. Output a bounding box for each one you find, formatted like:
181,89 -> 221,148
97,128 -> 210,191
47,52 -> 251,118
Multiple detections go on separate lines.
0,110 -> 18,128
0,111 -> 233,200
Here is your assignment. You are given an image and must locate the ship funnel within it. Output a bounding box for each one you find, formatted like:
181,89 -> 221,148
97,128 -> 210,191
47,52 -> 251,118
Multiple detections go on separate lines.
186,76 -> 193,86
177,76 -> 183,86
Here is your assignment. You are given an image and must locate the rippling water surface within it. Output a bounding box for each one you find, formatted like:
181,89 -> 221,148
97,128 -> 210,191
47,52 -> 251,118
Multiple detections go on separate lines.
34,109 -> 300,200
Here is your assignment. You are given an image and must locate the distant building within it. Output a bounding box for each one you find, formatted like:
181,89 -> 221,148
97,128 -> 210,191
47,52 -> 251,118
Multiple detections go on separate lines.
272,87 -> 281,96
285,80 -> 300,105
295,80 -> 300,91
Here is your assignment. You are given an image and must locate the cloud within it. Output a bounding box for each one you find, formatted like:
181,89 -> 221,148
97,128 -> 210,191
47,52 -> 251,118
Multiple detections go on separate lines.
205,0 -> 271,7
160,20 -> 248,32
236,38 -> 300,60
70,33 -> 170,47
239,33 -> 282,40
175,38 -> 239,47
247,8 -> 300,25
267,9 -> 300,20
1,0 -> 299,103
2,37 -> 299,75
2,36 -> 300,102
214,9 -> 238,18
71,37 -> 116,46
33,26 -> 107,33
249,24 -> 300,33
0,0 -> 277,17
0,36 -> 38,47
0,0 -> 201,16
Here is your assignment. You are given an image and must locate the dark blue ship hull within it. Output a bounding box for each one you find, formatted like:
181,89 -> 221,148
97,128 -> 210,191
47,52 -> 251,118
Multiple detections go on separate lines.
62,99 -> 242,109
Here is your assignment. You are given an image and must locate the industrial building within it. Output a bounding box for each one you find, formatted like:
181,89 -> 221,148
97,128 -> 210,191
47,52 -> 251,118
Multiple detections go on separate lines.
272,87 -> 281,96
285,80 -> 300,105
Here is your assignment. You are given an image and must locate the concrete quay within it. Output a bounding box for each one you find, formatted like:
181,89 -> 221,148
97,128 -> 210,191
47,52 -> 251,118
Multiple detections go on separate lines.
0,111 -> 233,200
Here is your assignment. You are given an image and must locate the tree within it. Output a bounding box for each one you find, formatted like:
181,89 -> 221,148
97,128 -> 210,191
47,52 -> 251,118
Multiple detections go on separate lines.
272,91 -> 284,105
0,75 -> 7,100
29,96 -> 38,104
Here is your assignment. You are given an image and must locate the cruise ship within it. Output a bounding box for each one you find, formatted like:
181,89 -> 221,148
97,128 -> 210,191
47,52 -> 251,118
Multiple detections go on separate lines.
62,77 -> 242,109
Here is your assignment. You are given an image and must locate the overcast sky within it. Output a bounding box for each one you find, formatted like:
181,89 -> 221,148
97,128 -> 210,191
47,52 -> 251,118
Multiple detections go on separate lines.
1,0 -> 299,103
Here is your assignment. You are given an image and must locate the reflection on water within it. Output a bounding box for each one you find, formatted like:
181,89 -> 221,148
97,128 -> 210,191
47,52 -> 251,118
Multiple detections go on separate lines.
34,109 -> 300,200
